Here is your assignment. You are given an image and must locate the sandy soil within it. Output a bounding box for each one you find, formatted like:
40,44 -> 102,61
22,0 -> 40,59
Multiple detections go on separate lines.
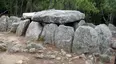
0,32 -> 115,64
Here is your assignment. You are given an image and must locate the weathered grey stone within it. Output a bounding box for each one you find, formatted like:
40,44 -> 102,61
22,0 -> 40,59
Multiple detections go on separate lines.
10,22 -> 20,33
29,48 -> 36,53
99,54 -> 111,63
8,16 -> 21,31
9,16 -> 20,22
41,24 -> 58,44
108,24 -> 116,30
26,43 -> 45,50
72,26 -> 100,54
108,24 -> 116,37
16,19 -> 30,36
25,21 -> 42,40
74,20 -> 85,30
95,24 -> 112,54
32,9 -> 85,24
55,25 -> 74,52
7,44 -> 24,53
110,40 -> 116,49
0,41 -> 7,51
83,23 -> 96,28
0,15 -> 9,32
23,12 -> 36,19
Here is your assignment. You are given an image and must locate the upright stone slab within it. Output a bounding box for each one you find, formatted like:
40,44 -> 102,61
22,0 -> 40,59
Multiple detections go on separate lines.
7,16 -> 21,31
9,16 -> 21,22
95,24 -> 112,54
83,23 -> 96,28
16,19 -> 30,36
41,24 -> 58,44
0,15 -> 9,32
26,21 -> 42,41
72,26 -> 100,54
55,25 -> 74,52
74,20 -> 85,30
111,40 -> 116,49
108,24 -> 116,37
10,22 -> 20,33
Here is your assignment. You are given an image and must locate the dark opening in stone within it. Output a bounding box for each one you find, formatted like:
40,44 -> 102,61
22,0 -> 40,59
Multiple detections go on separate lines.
64,22 -> 75,27
113,17 -> 116,26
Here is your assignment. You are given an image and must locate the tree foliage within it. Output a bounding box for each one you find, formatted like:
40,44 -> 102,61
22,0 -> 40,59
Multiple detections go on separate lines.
0,0 -> 116,24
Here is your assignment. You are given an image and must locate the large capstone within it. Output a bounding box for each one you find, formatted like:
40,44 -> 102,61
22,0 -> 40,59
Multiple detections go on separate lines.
23,12 -> 36,19
0,15 -> 9,32
32,9 -> 85,24
41,24 -> 58,44
95,24 -> 112,54
25,21 -> 43,41
55,25 -> 74,52
72,26 -> 100,54
16,19 -> 30,36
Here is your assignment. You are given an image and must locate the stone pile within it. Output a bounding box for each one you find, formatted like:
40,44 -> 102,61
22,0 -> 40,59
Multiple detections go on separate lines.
0,9 -> 113,55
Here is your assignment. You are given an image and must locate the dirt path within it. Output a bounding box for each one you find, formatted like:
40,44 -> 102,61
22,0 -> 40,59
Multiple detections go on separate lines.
0,32 -> 115,64
0,32 -> 85,64
0,32 -> 27,44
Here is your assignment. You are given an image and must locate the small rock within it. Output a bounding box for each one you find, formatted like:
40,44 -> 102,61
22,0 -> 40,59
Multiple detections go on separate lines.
48,55 -> 56,59
37,50 -> 44,53
26,43 -> 45,50
85,60 -> 93,64
7,43 -> 23,53
88,55 -> 94,60
0,41 -> 4,43
79,54 -> 86,60
16,60 -> 23,64
29,48 -> 36,53
69,56 -> 79,61
56,57 -> 61,60
53,51 -> 59,55
35,54 -> 44,59
93,53 -> 100,57
22,49 -> 28,52
66,54 -> 72,58
0,43 -> 7,51
100,54 -> 111,63
61,49 -> 66,55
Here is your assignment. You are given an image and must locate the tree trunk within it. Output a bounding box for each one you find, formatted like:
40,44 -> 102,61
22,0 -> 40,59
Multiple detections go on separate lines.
20,0 -> 24,16
114,56 -> 116,64
15,0 -> 18,16
109,13 -> 114,24
49,0 -> 52,9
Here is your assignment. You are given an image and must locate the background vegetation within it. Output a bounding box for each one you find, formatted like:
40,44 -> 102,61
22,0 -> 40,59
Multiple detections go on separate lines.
0,0 -> 116,25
